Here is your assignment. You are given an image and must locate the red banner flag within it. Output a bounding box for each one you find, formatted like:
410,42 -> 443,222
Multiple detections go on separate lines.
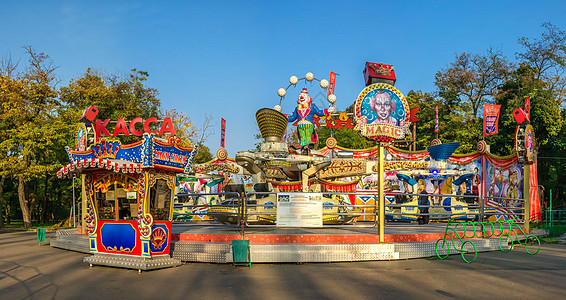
434,106 -> 438,133
524,96 -> 531,122
409,107 -> 420,122
483,104 -> 501,137
220,118 -> 226,148
328,71 -> 336,96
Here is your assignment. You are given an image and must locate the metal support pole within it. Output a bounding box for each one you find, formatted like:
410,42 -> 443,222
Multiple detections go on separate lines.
378,143 -> 385,242
480,153 -> 486,222
81,174 -> 87,234
549,189 -> 552,230
240,191 -> 245,238
72,175 -> 76,228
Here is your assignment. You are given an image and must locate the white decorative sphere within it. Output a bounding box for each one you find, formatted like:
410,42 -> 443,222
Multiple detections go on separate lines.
273,105 -> 282,112
305,72 -> 314,81
289,76 -> 298,85
320,79 -> 329,89
277,88 -> 286,97
327,94 -> 337,104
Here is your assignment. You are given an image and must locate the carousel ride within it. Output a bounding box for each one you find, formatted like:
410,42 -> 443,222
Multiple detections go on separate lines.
181,62 -> 538,227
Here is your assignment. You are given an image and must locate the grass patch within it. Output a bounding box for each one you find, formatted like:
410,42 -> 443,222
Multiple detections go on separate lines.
546,225 -> 566,238
1,221 -> 73,231
540,237 -> 562,244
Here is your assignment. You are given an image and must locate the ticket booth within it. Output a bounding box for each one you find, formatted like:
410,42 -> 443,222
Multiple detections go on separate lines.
58,134 -> 197,271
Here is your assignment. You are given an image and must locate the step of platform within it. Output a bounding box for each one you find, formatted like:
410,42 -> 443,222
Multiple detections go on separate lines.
50,233 -> 90,253
394,238 -> 503,260
84,253 -> 181,272
233,243 -> 400,263
171,242 -> 232,263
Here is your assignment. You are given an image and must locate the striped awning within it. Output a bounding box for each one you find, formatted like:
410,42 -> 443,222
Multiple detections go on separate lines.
57,158 -> 143,178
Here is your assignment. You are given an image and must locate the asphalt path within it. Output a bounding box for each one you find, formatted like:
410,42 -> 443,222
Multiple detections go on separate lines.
1,231 -> 565,300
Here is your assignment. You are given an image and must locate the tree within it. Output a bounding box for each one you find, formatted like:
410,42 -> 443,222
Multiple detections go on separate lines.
316,126 -> 373,150
315,103 -> 373,150
0,47 -> 65,228
517,22 -> 566,105
435,48 -> 514,119
59,68 -> 163,144
163,109 -> 198,147
193,144 -> 213,164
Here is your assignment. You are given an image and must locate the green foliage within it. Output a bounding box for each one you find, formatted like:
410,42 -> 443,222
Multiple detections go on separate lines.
0,48 -> 194,228
194,144 -> 213,164
316,126 -> 373,150
435,48 -> 513,119
517,22 -> 566,105
547,224 -> 566,238
59,68 -> 162,144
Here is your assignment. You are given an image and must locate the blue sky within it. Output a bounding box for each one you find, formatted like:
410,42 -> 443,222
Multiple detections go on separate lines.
2,1 -> 566,156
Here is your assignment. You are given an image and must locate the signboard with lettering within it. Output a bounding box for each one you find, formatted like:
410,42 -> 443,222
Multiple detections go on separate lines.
154,139 -> 194,172
276,193 -> 323,227
94,117 -> 176,139
318,159 -> 366,179
354,83 -> 409,142
483,104 -> 501,137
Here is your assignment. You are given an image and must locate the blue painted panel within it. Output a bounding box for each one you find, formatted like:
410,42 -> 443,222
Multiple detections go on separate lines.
142,241 -> 150,257
89,237 -> 97,252
100,223 -> 137,253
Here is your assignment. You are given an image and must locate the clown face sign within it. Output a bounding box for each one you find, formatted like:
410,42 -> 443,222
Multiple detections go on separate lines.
354,83 -> 409,142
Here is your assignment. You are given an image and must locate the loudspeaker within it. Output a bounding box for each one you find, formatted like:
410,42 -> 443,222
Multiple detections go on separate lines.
513,108 -> 527,124
80,106 -> 99,125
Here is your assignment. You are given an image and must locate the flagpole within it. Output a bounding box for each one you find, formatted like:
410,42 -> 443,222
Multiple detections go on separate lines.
434,105 -> 440,139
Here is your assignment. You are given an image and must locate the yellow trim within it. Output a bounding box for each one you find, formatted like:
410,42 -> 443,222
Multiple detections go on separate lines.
154,136 -> 195,152
267,178 -> 360,187
451,151 -> 479,157
387,145 -> 428,155
120,140 -> 143,149
317,177 -> 360,186
318,144 -> 380,152
201,157 -> 237,164
485,152 -> 517,160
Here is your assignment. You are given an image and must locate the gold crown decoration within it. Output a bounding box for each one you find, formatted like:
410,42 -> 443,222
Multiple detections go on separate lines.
256,108 -> 287,140
371,63 -> 392,76
92,140 -> 121,159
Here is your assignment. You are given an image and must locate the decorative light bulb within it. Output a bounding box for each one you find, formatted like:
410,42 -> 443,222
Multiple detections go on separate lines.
305,72 -> 314,81
289,76 -> 298,85
327,94 -> 337,104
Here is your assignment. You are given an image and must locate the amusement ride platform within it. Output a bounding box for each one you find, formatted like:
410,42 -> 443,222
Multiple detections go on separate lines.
51,224 -> 538,264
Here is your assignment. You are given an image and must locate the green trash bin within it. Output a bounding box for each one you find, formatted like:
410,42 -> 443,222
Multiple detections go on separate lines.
37,228 -> 46,246
232,239 -> 251,268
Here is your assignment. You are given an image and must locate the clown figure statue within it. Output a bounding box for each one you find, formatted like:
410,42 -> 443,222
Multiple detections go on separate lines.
288,88 -> 334,153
